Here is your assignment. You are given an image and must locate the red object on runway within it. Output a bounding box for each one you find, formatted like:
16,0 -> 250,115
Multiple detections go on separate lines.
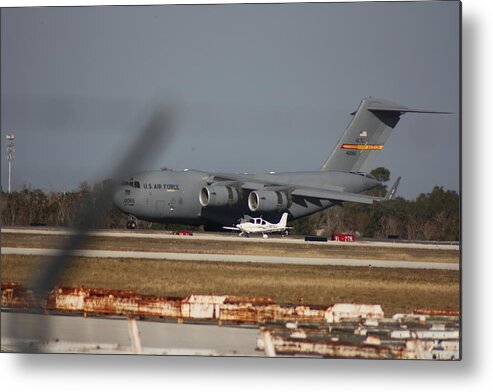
332,233 -> 355,242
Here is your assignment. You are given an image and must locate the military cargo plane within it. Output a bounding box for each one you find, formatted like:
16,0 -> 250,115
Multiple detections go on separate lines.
113,97 -> 446,230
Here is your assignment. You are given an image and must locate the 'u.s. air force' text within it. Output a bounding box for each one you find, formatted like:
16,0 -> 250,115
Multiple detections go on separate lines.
143,183 -> 180,191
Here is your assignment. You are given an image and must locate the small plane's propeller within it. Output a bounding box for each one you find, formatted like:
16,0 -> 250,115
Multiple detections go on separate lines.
32,107 -> 175,296
21,106 -> 176,352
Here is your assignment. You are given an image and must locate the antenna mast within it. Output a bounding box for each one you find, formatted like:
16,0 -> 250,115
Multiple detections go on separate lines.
6,133 -> 15,193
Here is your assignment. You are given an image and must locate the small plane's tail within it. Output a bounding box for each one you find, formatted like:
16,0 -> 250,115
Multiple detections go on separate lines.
277,212 -> 288,228
320,98 -> 450,173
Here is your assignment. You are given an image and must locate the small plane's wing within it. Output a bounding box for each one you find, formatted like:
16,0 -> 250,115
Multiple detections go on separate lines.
223,226 -> 240,231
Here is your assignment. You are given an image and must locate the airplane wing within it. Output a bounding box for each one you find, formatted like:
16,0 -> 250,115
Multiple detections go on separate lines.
290,188 -> 377,204
291,176 -> 402,204
209,173 -> 345,192
209,173 -> 401,205
223,226 -> 240,231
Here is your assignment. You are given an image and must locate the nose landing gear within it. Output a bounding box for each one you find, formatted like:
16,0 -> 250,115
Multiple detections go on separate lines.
126,216 -> 137,230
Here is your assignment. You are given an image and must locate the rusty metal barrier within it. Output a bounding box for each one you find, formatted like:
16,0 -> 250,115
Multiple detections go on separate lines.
1,282 -> 38,309
2,282 -> 358,324
2,281 -> 460,325
413,308 -> 460,317
258,333 -> 407,359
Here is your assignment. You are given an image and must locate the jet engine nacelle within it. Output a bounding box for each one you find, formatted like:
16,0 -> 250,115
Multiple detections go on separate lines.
199,186 -> 239,207
248,190 -> 289,212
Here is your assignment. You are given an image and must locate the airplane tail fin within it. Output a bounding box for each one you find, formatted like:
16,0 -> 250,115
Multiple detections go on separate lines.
278,212 -> 288,228
320,98 -> 450,173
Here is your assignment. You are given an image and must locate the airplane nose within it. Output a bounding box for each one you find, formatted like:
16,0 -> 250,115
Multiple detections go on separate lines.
112,187 -> 124,210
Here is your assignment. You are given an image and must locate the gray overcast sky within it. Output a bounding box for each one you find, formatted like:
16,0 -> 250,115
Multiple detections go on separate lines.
1,1 -> 460,199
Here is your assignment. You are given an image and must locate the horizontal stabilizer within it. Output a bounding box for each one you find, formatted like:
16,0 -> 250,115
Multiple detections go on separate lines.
367,106 -> 452,115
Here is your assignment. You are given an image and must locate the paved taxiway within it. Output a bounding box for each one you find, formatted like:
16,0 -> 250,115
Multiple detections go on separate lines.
2,246 -> 458,270
1,311 -> 261,356
1,227 -> 459,251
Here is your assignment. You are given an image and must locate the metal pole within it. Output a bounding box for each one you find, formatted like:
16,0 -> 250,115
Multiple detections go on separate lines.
6,133 -> 15,193
128,317 -> 143,354
261,329 -> 276,357
8,159 -> 12,194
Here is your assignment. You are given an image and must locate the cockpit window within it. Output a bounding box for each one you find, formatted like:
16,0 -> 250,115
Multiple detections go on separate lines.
121,180 -> 140,188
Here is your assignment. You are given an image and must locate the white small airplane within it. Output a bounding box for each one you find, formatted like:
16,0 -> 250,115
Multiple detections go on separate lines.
223,212 -> 291,238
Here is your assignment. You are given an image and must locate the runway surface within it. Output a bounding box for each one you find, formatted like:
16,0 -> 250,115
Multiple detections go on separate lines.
1,311 -> 261,356
1,227 -> 459,251
2,246 -> 459,270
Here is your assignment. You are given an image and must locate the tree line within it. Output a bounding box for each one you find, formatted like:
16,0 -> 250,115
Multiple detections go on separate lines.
0,180 -> 123,229
0,168 -> 459,241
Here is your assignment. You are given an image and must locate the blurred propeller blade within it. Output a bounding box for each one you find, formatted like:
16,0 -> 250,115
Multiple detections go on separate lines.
16,105 -> 175,352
